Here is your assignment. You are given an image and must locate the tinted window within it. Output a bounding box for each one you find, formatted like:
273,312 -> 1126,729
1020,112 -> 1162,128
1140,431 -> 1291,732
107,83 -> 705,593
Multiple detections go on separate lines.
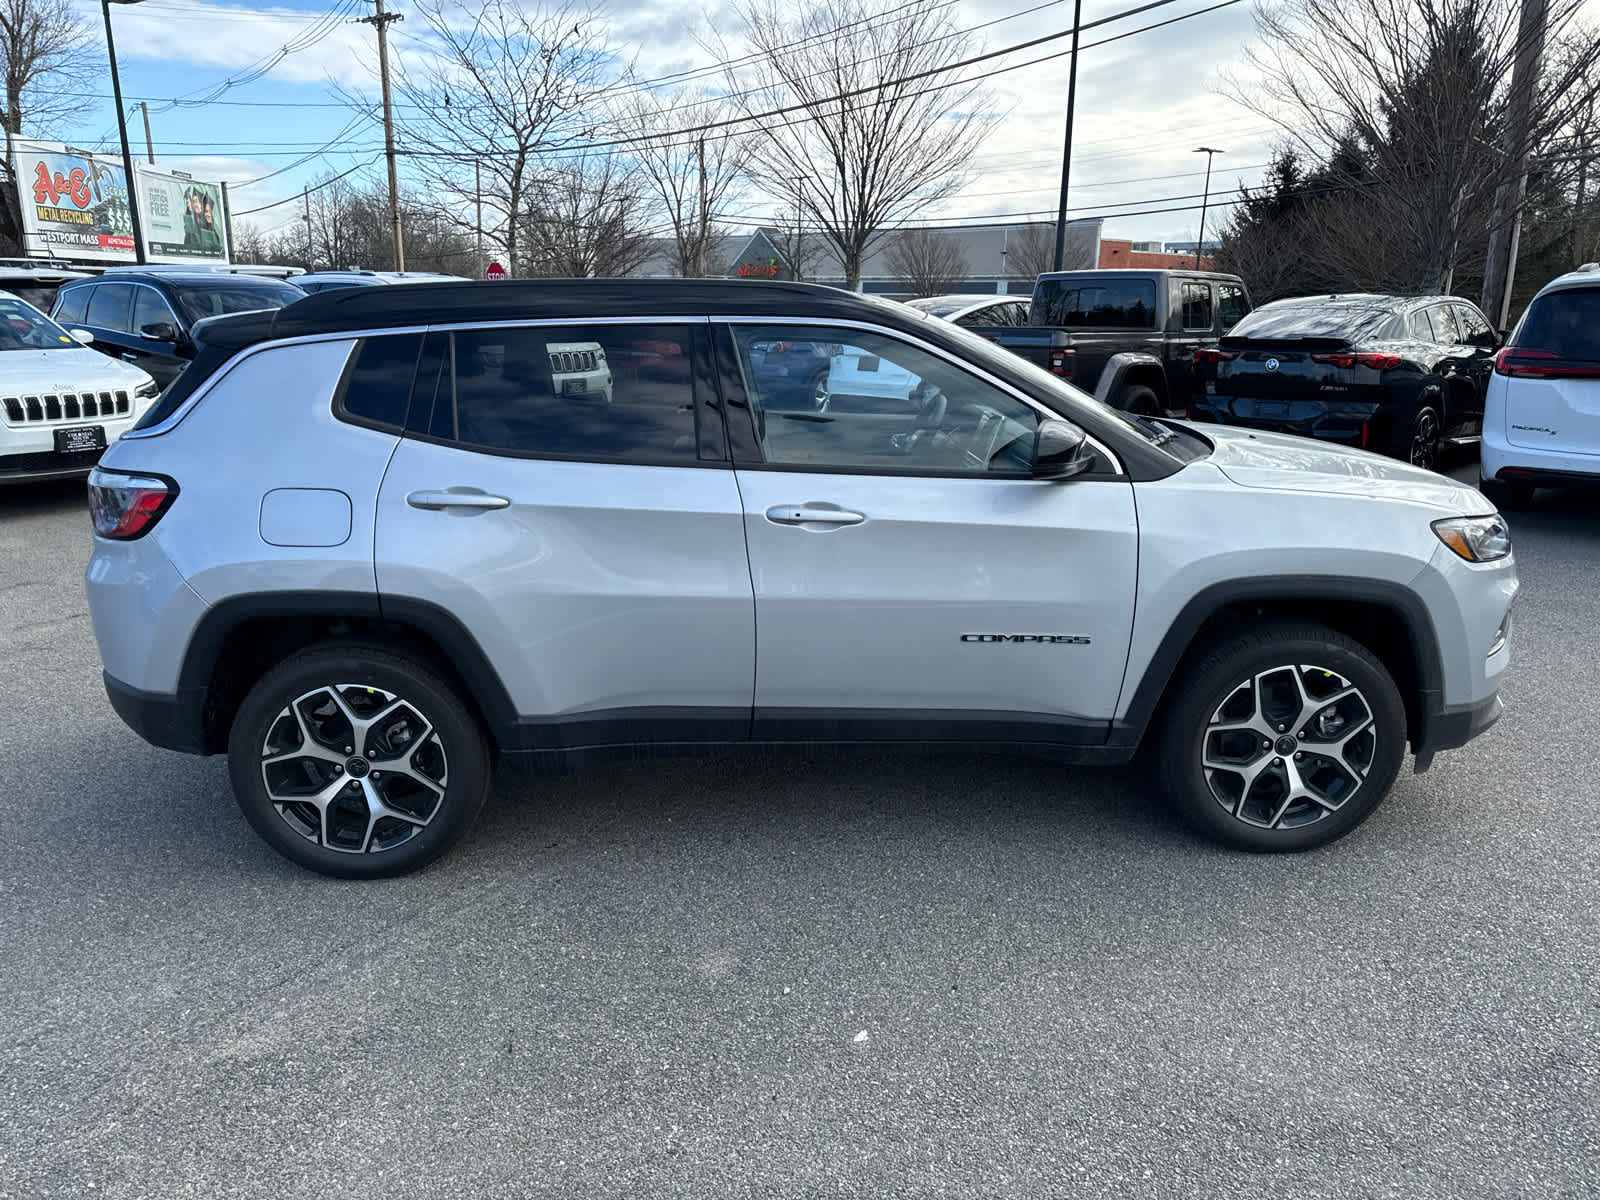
86,283 -> 134,332
173,280 -> 303,324
1181,282 -> 1213,330
1227,302 -> 1395,340
132,288 -> 180,337
1512,287 -> 1600,360
338,334 -> 423,429
1032,278 -> 1157,328
52,285 -> 90,325
908,297 -> 975,318
440,324 -> 702,463
1217,284 -> 1249,331
732,324 -> 1040,475
1454,303 -> 1495,347
1429,305 -> 1462,344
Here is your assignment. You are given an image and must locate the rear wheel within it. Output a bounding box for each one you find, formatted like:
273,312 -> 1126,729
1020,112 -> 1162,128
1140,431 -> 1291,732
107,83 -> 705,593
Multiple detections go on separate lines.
1117,383 -> 1160,415
1157,620 -> 1406,852
227,642 -> 491,878
807,370 -> 830,412
1406,405 -> 1442,470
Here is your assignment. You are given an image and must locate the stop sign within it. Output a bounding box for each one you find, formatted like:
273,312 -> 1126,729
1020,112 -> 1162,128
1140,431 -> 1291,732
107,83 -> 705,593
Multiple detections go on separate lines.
485,261 -> 507,280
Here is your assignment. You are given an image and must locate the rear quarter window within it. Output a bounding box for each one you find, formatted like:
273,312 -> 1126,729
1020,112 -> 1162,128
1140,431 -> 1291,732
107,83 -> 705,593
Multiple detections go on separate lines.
335,334 -> 424,430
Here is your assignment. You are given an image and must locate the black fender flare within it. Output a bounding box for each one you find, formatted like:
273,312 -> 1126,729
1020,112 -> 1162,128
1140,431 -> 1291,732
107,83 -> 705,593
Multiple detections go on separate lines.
1093,352 -> 1167,407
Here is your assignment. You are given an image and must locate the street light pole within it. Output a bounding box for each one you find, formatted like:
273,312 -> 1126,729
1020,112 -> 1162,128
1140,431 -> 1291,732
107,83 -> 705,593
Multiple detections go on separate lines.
1193,146 -> 1224,269
1050,0 -> 1085,273
102,0 -> 147,265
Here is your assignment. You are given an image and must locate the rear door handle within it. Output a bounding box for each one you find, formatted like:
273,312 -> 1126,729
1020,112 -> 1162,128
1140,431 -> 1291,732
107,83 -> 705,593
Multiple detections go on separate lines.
766,504 -> 865,526
406,488 -> 510,511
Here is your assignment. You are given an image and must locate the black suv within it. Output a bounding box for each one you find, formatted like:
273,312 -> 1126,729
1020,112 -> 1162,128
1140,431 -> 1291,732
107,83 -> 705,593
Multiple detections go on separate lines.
1191,294 -> 1499,468
51,270 -> 305,388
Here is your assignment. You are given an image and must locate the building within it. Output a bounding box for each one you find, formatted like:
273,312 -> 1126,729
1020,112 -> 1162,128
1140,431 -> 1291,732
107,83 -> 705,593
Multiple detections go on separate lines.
1097,239 -> 1215,271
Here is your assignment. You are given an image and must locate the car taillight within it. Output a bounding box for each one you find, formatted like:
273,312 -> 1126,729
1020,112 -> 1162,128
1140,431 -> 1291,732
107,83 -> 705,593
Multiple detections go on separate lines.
1494,347 -> 1600,378
1311,352 -> 1400,370
88,468 -> 177,540
1192,347 -> 1237,364
1048,348 -> 1075,376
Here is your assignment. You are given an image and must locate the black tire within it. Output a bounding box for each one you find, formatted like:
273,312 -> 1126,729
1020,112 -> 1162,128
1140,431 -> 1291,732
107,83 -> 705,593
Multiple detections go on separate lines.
1116,383 -> 1160,415
806,369 -> 830,412
1479,475 -> 1534,511
1405,404 -> 1442,470
227,642 -> 491,878
1156,620 -> 1406,852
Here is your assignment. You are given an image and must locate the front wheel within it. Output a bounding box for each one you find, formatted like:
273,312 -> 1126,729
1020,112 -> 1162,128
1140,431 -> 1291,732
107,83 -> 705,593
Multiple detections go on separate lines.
1157,621 -> 1406,852
227,642 -> 491,878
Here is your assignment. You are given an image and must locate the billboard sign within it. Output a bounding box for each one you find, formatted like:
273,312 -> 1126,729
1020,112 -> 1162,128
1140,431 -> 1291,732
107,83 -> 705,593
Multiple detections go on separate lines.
13,140 -> 135,261
9,139 -> 230,263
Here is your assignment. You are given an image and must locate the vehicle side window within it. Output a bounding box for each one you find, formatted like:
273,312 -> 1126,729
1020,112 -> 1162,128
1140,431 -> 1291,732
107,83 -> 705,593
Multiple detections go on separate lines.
1429,304 -> 1462,345
1003,302 -> 1029,326
86,283 -> 134,332
1216,284 -> 1249,331
1409,309 -> 1437,341
435,323 -> 704,464
1454,303 -> 1496,348
53,286 -> 90,325
731,324 -> 1040,476
1032,278 -> 1157,328
1181,282 -> 1213,331
337,334 -> 424,430
131,288 -> 180,337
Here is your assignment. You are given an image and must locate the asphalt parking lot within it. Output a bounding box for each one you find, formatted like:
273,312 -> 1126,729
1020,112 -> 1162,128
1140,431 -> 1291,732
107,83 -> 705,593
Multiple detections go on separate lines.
1,467 -> 1596,1200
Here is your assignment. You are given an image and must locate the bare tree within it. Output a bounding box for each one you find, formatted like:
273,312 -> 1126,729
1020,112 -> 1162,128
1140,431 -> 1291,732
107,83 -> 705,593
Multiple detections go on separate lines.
717,0 -> 991,289
1229,0 -> 1600,293
625,91 -> 746,276
885,227 -> 968,296
1,0 -> 93,136
767,202 -> 817,281
385,0 -> 622,276
520,151 -> 655,277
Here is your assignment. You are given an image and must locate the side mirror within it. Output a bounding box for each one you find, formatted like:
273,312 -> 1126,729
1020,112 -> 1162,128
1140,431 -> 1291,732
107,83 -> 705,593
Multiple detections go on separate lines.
140,322 -> 178,343
69,328 -> 94,345
1032,418 -> 1093,480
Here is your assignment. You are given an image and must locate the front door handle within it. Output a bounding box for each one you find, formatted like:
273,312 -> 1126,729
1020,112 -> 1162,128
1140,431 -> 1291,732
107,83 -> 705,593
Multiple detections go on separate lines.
121,352 -> 139,363
766,504 -> 865,526
406,488 -> 510,511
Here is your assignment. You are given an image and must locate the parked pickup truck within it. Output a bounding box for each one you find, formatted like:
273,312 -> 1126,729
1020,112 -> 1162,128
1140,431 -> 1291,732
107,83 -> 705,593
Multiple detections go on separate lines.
977,269 -> 1253,415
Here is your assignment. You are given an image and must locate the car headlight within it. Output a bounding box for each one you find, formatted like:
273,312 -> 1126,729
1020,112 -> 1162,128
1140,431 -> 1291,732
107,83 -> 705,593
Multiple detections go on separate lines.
1433,515 -> 1512,563
134,379 -> 159,400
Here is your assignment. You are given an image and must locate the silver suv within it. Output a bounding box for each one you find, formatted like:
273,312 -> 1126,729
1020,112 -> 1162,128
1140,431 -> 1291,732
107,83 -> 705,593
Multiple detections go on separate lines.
85,281 -> 1517,877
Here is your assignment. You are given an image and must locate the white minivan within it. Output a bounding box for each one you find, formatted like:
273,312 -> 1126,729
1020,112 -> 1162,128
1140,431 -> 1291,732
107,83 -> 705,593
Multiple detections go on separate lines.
0,291 -> 159,484
1481,266 -> 1600,507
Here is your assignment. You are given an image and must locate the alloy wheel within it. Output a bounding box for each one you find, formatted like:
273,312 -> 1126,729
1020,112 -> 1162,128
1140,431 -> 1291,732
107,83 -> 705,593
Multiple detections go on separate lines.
1409,410 -> 1440,470
811,374 -> 830,412
1201,664 -> 1377,831
259,683 -> 449,855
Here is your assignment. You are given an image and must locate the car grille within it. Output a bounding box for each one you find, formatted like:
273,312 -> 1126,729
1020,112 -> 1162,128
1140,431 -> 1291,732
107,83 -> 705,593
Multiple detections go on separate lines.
2,390 -> 131,424
548,350 -> 598,373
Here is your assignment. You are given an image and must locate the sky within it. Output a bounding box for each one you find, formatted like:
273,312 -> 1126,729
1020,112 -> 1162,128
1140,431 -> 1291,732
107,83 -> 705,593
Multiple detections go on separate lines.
50,0 -> 1286,255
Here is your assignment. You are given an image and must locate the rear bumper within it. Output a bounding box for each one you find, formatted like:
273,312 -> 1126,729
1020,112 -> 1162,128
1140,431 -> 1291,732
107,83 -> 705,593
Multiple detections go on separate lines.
104,672 -> 211,755
1189,398 -> 1375,446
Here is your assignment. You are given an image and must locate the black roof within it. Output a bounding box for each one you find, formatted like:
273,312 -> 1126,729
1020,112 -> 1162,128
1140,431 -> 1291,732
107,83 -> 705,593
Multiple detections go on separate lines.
61,270 -> 299,289
193,278 -> 921,351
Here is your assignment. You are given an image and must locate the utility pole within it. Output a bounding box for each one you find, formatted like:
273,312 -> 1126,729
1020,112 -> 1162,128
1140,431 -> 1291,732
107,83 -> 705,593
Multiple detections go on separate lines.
359,0 -> 406,272
475,159 -> 483,275
1050,0 -> 1085,272
138,102 -> 155,164
696,136 -> 709,277
1193,147 -> 1224,268
304,185 -> 313,269
101,0 -> 147,265
1481,0 -> 1548,328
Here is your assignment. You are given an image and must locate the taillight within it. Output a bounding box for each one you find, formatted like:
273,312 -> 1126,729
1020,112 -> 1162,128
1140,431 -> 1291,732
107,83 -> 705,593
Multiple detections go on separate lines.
1048,348 -> 1075,376
1192,347 -> 1237,364
1494,347 -> 1600,378
1311,352 -> 1400,370
88,468 -> 177,540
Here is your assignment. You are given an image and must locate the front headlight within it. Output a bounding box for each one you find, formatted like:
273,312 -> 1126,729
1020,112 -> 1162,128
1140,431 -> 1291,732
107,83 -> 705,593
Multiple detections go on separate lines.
1433,515 -> 1512,563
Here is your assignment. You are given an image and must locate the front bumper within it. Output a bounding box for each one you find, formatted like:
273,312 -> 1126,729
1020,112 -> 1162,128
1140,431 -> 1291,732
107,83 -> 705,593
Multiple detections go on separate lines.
1416,691 -> 1503,756
0,447 -> 104,484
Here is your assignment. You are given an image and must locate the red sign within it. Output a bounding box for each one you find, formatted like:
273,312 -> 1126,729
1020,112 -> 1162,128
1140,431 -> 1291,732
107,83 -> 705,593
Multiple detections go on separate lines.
737,262 -> 779,278
485,261 -> 507,280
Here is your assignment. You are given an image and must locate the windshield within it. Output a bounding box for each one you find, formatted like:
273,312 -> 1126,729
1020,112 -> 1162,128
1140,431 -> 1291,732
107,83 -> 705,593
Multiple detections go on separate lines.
174,280 -> 304,325
906,297 -> 978,318
927,316 -> 1187,455
1227,301 -> 1395,341
0,292 -> 78,352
